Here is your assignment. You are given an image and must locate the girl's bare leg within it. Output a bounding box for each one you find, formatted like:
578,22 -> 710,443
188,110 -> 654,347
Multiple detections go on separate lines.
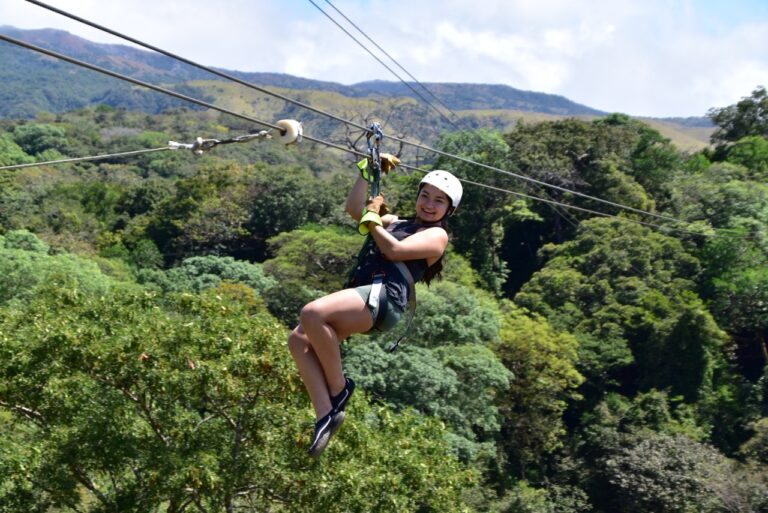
288,326 -> 333,418
287,289 -> 373,418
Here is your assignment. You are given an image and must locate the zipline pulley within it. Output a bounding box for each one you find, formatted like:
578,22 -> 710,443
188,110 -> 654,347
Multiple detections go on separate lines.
168,119 -> 302,155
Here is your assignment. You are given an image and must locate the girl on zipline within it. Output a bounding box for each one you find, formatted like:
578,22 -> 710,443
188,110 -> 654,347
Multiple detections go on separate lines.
287,154 -> 463,457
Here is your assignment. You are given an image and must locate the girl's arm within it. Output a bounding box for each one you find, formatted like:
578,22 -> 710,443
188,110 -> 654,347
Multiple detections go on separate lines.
345,175 -> 398,226
345,175 -> 369,222
368,224 -> 448,263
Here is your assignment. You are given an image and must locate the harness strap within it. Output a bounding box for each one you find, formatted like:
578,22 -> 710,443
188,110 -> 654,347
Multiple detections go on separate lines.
368,273 -> 385,321
388,261 -> 416,352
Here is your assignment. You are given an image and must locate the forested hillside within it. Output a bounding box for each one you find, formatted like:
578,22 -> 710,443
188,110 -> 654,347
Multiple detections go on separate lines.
1,81 -> 767,512
0,26 -> 602,117
0,26 -> 713,152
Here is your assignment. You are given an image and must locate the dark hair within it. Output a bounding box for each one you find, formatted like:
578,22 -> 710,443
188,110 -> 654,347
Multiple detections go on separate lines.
422,216 -> 449,286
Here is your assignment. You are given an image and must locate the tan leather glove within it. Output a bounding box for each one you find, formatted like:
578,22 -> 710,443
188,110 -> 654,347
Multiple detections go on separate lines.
380,153 -> 400,174
366,194 -> 389,216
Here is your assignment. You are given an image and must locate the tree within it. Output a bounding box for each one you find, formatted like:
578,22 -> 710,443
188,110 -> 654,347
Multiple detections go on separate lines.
504,115 -> 662,210
261,225 -> 362,325
407,280 -> 502,348
740,418 -> 768,465
137,255 -> 276,296
0,229 -> 122,305
0,132 -> 34,167
725,135 -> 768,180
244,163 -> 337,260
492,303 -> 583,477
500,116 -> 664,295
12,123 -> 71,156
514,217 -> 732,413
487,480 -> 591,513
573,391 -> 768,512
708,86 -> 768,143
602,432 -> 767,513
669,163 -> 768,382
0,284 -> 477,512
145,163 -> 253,260
433,129 -> 514,294
343,340 -> 512,465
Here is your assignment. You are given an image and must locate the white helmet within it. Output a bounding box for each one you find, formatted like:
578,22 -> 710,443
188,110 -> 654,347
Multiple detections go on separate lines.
419,170 -> 463,213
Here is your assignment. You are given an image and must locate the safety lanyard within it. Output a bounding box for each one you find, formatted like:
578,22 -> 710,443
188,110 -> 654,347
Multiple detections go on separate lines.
349,124 -> 416,351
365,122 -> 384,198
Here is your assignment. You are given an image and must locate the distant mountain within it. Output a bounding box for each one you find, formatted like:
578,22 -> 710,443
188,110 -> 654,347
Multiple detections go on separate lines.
0,26 -> 711,148
0,26 -> 602,115
351,80 -> 602,115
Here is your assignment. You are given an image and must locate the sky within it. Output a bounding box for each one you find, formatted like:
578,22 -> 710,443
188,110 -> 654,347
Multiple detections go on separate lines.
2,0 -> 768,118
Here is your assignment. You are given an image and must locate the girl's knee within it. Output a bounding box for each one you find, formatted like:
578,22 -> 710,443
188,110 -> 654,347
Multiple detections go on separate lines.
299,301 -> 324,327
287,327 -> 308,355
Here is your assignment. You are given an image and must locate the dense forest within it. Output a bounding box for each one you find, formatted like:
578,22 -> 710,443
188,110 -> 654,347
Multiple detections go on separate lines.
0,84 -> 767,513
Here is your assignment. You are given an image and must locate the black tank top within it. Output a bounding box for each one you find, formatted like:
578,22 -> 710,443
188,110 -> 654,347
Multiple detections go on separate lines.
349,219 -> 438,310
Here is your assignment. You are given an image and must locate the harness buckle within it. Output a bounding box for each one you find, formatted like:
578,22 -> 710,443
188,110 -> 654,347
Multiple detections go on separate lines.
368,273 -> 385,314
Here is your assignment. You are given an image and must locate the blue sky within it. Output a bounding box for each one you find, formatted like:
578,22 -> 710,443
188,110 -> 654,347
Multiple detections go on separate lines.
2,0 -> 767,118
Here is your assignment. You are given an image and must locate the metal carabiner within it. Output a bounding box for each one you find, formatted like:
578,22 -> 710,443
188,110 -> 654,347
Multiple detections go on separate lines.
365,123 -> 384,197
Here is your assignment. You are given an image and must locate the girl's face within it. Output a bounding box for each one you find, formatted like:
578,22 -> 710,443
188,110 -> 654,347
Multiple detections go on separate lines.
416,183 -> 451,222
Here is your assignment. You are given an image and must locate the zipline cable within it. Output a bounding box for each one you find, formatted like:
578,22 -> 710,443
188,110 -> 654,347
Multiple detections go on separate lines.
0,130 -> 287,171
314,0 -> 579,231
26,0 -> 696,224
0,34 -> 364,160
396,162 -> 748,240
0,33 -> 746,240
0,147 -> 172,171
306,0 -> 461,130
23,0 -> 367,134
321,0 -> 462,125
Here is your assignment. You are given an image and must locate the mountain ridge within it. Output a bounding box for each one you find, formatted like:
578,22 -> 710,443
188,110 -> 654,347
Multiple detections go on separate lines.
0,26 -> 712,148
0,26 -> 603,115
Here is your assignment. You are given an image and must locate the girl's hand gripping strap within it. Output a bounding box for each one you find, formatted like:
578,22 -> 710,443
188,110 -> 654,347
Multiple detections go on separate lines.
358,211 -> 382,235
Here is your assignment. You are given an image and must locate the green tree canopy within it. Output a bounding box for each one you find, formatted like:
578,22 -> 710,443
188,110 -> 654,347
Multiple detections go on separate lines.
408,280 -> 502,348
708,86 -> 768,143
0,132 -> 34,167
343,340 -> 511,465
137,254 -> 276,296
433,129 -> 514,293
0,229 -> 123,305
0,284 -> 476,512
504,115 -> 663,212
725,135 -> 768,180
602,432 -> 767,513
669,162 -> 768,380
12,123 -> 71,156
492,303 -> 583,476
514,217 -> 729,406
261,224 -> 362,325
